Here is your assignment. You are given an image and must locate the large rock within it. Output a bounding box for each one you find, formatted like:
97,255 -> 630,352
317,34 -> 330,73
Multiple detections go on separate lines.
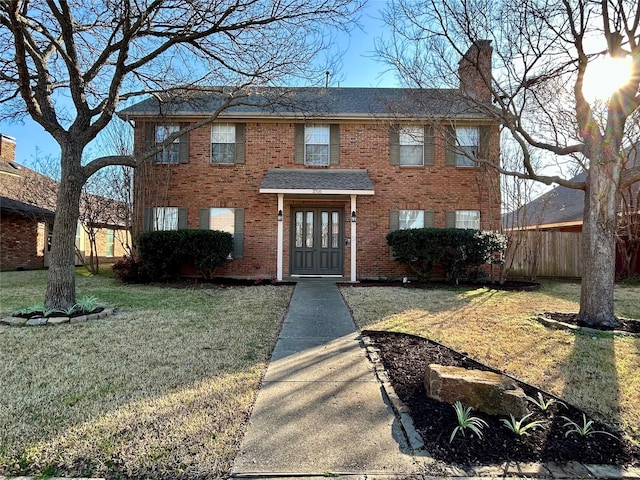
425,364 -> 529,417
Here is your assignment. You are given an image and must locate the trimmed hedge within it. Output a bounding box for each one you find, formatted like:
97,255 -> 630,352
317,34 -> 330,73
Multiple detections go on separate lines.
386,228 -> 506,283
136,229 -> 233,281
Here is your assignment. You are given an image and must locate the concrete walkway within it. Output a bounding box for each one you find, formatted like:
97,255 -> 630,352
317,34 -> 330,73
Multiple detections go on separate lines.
231,279 -> 421,478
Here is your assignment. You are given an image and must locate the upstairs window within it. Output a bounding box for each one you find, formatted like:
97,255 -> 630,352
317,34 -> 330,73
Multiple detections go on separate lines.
155,125 -> 181,164
304,125 -> 330,165
399,127 -> 424,166
455,127 -> 479,167
211,124 -> 236,164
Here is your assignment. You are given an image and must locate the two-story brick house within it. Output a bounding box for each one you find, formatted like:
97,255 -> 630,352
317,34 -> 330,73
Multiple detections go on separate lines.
122,41 -> 501,281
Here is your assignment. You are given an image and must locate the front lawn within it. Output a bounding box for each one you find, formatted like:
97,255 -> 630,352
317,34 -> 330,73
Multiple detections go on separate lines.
340,281 -> 640,444
0,269 -> 292,479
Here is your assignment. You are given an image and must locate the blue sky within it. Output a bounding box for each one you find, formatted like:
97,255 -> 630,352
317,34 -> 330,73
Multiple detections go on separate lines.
0,1 -> 398,166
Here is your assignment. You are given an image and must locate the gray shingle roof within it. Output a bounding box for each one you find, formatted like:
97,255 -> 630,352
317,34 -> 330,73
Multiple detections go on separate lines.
260,169 -> 374,193
119,87 -> 490,120
503,173 -> 587,229
0,196 -> 55,218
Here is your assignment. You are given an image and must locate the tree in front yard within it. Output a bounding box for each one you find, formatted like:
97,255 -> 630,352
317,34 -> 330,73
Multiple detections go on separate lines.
378,0 -> 640,327
0,0 -> 360,309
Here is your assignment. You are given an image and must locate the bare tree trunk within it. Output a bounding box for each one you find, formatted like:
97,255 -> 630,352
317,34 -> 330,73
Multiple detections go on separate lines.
578,163 -> 619,328
45,146 -> 85,310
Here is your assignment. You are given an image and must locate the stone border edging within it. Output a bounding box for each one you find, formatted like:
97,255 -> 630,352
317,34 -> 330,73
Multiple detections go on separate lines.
0,307 -> 116,327
360,335 -> 640,479
537,313 -> 640,337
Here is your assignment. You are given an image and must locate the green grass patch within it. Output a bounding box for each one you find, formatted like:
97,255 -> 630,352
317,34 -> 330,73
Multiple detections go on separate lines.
0,268 -> 293,479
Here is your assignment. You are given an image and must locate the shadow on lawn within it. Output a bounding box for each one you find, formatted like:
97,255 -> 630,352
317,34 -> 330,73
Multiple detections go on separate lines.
548,330 -> 627,465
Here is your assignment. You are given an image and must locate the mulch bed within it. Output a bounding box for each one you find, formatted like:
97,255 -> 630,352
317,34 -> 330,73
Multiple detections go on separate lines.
339,280 -> 541,291
541,312 -> 640,334
364,330 -> 640,467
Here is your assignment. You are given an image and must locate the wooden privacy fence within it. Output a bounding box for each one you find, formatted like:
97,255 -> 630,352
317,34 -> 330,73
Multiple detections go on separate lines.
506,230 -> 583,279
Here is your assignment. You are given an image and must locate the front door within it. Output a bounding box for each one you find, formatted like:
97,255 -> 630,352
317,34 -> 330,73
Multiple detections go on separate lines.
291,207 -> 343,275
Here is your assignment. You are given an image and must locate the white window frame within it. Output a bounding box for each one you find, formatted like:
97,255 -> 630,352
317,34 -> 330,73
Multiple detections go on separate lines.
152,207 -> 179,231
456,210 -> 480,229
155,125 -> 181,164
304,124 -> 330,166
455,126 -> 479,167
399,210 -> 425,230
399,126 -> 424,166
211,123 -> 236,164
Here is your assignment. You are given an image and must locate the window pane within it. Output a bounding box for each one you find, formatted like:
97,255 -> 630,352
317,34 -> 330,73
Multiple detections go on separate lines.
211,124 -> 236,143
321,211 -> 329,248
106,229 -> 114,257
304,125 -> 330,144
153,207 -> 178,231
399,145 -> 423,165
306,211 -> 314,248
399,126 -> 423,145
211,143 -> 236,164
295,211 -> 303,248
332,212 -> 339,248
305,125 -> 330,165
209,208 -> 235,234
305,144 -> 329,165
455,210 -> 480,229
456,127 -> 478,146
399,210 -> 424,230
155,125 -> 180,164
456,127 -> 478,166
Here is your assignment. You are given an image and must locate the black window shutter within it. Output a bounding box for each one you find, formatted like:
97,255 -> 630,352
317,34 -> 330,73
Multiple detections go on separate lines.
389,210 -> 400,260
478,125 -> 490,161
143,207 -> 153,231
445,210 -> 457,228
199,209 -> 210,229
330,124 -> 340,165
177,208 -> 188,229
233,208 -> 245,259
234,123 -> 246,164
424,126 -> 434,166
178,124 -> 190,164
389,126 -> 400,166
145,123 -> 156,162
424,210 -> 435,228
445,126 -> 456,166
294,124 -> 305,164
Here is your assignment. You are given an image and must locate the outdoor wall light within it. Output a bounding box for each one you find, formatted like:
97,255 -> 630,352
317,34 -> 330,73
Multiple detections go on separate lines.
351,211 -> 357,223
277,210 -> 283,222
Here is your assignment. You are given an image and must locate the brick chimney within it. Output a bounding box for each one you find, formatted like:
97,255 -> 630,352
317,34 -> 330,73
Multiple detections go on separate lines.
458,40 -> 493,104
0,134 -> 16,162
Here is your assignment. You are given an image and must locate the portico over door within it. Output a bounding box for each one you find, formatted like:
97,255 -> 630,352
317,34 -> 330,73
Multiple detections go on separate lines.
291,207 -> 343,275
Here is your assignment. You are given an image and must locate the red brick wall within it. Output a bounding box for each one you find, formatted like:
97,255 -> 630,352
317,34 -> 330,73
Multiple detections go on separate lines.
1,213 -> 46,270
134,120 -> 501,279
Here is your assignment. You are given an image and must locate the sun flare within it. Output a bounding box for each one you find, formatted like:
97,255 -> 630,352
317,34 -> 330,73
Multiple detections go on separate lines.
582,55 -> 633,101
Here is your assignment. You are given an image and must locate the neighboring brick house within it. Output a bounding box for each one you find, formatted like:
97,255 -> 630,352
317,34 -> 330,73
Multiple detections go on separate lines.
123,42 -> 501,281
0,135 -> 130,270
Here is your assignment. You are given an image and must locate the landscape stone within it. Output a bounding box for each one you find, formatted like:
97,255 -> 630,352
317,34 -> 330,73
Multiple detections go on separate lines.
424,364 -> 529,417
70,315 -> 88,324
48,316 -> 70,325
1,316 -> 27,326
26,317 -> 48,326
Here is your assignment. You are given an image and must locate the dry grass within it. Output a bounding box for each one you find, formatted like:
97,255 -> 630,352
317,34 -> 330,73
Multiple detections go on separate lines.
0,269 -> 292,479
341,281 -> 640,444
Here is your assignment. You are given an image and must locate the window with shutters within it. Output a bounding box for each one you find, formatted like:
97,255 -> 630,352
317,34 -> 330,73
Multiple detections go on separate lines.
455,127 -> 479,167
456,210 -> 480,229
399,210 -> 424,229
304,125 -> 330,165
399,127 -> 424,166
152,207 -> 179,231
200,207 -> 244,259
211,124 -> 236,164
155,125 -> 181,164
